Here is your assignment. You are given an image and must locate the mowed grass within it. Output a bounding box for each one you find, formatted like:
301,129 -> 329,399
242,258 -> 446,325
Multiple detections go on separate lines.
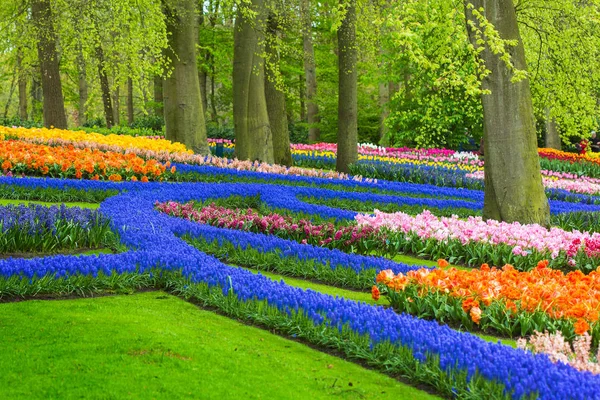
0,292 -> 439,400
0,198 -> 100,209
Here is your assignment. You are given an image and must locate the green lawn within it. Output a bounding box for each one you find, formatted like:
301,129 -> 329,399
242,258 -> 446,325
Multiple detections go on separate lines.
0,199 -> 100,209
0,292 -> 439,400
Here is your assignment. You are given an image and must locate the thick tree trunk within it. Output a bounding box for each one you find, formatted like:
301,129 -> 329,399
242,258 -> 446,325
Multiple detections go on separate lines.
77,48 -> 87,126
544,107 -> 561,150
301,0 -> 320,142
127,77 -> 134,125
17,49 -> 28,121
465,0 -> 549,225
31,0 -> 67,129
265,13 -> 293,167
233,0 -> 274,163
163,0 -> 209,154
153,75 -> 164,117
336,0 -> 358,173
96,45 -> 114,128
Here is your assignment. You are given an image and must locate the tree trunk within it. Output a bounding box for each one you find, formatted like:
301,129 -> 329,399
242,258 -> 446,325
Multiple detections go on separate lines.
153,75 -> 164,117
31,78 -> 42,122
4,65 -> 17,119
336,0 -> 358,173
31,0 -> 67,129
232,0 -> 274,163
378,82 -> 389,140
465,0 -> 549,225
96,44 -> 114,128
163,0 -> 210,154
299,75 -> 306,122
17,49 -> 28,121
77,48 -> 87,126
127,77 -> 134,125
301,0 -> 320,142
210,67 -> 217,121
379,81 -> 398,142
544,107 -> 561,150
112,86 -> 120,126
265,13 -> 292,167
208,0 -> 219,122
198,6 -> 209,119
199,68 -> 208,119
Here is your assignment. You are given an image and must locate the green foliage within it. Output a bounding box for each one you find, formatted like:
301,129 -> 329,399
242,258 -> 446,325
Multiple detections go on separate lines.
288,121 -> 309,143
520,1 -> 600,142
129,115 -> 164,132
198,2 -> 236,123
206,122 -> 235,140
0,117 -> 42,129
380,1 -> 483,149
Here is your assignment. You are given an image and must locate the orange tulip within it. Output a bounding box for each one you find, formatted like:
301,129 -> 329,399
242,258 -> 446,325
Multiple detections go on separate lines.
574,319 -> 590,335
371,285 -> 380,301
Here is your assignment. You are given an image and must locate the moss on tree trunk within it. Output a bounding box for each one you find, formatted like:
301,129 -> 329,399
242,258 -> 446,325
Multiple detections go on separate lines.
465,0 -> 550,225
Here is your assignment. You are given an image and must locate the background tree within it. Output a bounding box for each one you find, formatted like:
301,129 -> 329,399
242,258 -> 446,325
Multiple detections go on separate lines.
265,5 -> 293,166
301,0 -> 319,142
233,0 -> 274,162
163,0 -> 210,154
336,0 -> 357,173
31,0 -> 67,128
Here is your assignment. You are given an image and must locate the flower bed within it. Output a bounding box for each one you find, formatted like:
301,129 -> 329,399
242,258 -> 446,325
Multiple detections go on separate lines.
374,260 -> 600,343
0,140 -> 171,181
357,209 -> 600,271
0,126 -> 189,155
